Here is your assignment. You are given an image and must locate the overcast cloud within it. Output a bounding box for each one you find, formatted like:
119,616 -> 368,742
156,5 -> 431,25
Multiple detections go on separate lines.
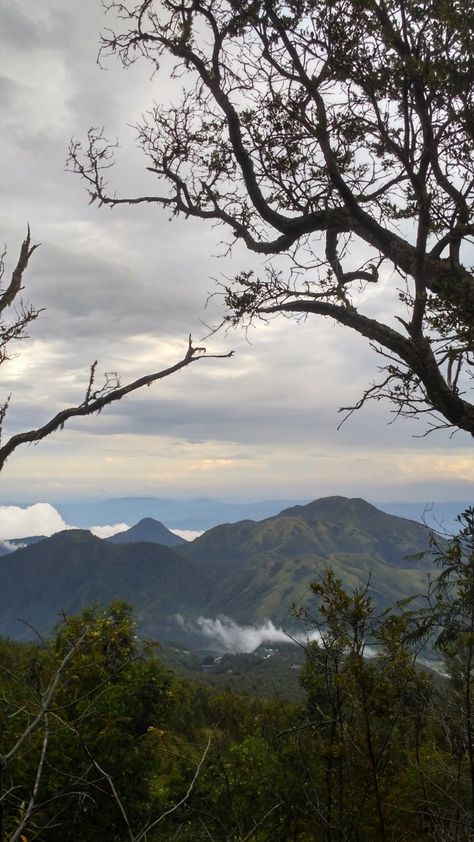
0,0 -> 471,507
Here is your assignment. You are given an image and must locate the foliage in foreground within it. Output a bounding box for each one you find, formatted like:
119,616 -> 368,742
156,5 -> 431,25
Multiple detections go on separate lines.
1,511 -> 474,840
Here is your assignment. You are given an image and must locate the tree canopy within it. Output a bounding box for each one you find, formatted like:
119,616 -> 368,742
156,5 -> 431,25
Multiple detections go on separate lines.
70,0 -> 474,436
4,526 -> 474,841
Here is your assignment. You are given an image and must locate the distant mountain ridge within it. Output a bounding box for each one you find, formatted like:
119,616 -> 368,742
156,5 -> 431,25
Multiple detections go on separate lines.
42,495 -> 469,532
0,497 -> 437,646
51,497 -> 307,530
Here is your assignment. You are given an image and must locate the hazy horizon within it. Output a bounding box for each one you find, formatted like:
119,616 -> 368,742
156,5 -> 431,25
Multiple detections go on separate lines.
0,495 -> 469,542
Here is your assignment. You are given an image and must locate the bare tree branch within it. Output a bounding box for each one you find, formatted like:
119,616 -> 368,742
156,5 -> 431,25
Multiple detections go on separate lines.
0,226 -> 39,315
0,335 -> 232,471
0,231 -> 233,469
69,0 -> 474,436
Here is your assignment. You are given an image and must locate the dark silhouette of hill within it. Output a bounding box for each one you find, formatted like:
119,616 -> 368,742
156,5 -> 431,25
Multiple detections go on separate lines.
0,530 -> 204,641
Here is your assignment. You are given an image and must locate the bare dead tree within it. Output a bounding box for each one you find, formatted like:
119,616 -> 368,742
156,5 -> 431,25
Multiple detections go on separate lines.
69,0 -> 474,436
0,229 -> 232,471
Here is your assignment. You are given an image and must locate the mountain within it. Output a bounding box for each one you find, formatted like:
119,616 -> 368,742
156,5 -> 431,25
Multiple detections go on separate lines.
0,497 -> 437,647
179,496 -> 436,623
0,530 -> 204,642
108,518 -> 186,547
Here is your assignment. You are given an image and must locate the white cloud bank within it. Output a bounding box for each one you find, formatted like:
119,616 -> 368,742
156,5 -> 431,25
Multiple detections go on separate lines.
0,503 -> 131,541
0,503 -> 69,539
195,615 -> 323,653
90,523 -> 130,539
172,529 -> 203,542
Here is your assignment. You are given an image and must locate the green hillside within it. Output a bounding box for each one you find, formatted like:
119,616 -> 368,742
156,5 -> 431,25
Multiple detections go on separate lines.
0,498 -> 436,645
180,496 -> 435,624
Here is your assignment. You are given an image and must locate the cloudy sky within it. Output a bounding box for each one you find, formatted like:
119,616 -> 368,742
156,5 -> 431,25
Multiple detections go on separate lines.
0,0 -> 472,509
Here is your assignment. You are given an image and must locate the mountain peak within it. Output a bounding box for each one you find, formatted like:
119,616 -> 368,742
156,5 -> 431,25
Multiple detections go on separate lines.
108,518 -> 186,547
279,496 -> 381,521
134,518 -> 170,529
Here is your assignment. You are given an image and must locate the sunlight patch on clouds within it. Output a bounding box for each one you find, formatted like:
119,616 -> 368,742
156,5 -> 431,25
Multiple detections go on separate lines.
197,458 -> 234,471
1,424 -> 471,502
395,453 -> 474,482
2,340 -> 64,385
113,335 -> 201,378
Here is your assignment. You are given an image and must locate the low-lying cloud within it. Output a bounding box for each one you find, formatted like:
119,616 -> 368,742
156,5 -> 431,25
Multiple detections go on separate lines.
195,615 -> 322,653
172,529 -> 203,542
0,539 -> 26,552
176,614 -> 378,656
90,523 -> 130,539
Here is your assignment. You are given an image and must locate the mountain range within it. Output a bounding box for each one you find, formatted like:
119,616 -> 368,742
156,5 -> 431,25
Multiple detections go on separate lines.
52,497 -> 307,531
39,495 -> 468,532
0,496 -> 437,648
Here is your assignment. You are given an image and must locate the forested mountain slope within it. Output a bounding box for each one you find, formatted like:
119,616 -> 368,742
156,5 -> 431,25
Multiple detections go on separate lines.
179,497 -> 435,622
0,498 -> 436,643
0,530 -> 203,641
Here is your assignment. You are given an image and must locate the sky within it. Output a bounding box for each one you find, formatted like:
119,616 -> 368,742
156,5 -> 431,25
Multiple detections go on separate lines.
0,0 -> 472,512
